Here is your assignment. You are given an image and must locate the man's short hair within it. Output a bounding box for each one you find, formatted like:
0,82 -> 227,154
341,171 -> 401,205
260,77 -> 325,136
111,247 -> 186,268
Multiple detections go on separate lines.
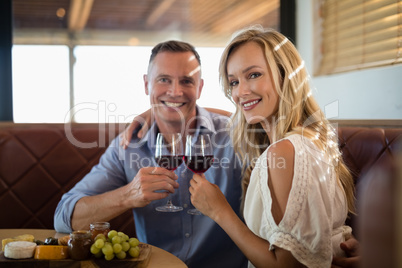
149,40 -> 201,66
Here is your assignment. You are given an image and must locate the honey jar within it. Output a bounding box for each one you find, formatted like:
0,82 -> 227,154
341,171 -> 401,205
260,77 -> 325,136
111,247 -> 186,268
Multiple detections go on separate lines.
90,222 -> 111,240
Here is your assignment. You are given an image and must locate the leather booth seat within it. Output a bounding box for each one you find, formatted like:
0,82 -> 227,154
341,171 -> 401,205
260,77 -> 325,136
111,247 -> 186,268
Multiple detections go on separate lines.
337,126 -> 402,235
1,122 -> 401,239
0,123 -> 135,236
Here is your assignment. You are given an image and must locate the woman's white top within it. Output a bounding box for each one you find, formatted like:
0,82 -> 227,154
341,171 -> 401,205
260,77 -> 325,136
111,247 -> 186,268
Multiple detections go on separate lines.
244,134 -> 351,268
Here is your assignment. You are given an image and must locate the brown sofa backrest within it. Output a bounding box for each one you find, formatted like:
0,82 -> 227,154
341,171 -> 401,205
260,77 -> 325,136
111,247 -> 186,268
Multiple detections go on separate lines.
337,126 -> 402,235
0,123 -> 135,236
1,122 -> 401,238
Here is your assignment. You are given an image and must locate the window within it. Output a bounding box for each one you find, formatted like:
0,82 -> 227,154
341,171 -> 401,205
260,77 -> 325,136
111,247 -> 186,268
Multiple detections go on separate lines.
315,0 -> 402,75
12,45 -> 70,123
71,46 -> 152,123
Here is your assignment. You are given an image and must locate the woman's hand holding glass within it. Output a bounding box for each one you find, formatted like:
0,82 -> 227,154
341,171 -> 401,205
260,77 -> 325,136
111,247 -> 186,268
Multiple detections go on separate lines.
189,173 -> 230,221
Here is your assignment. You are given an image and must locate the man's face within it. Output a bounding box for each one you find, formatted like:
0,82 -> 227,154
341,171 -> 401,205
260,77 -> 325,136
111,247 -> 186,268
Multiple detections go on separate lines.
144,51 -> 203,128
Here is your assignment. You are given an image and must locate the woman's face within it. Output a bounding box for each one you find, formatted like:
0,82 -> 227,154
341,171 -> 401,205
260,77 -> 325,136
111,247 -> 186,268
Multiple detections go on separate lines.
227,41 -> 279,126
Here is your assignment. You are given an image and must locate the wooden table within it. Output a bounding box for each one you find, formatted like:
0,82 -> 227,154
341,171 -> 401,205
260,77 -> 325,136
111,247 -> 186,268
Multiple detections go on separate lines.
0,229 -> 187,268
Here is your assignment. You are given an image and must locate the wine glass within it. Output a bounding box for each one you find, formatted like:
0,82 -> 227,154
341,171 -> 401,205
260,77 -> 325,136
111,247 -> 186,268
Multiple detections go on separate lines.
185,134 -> 214,215
155,133 -> 184,212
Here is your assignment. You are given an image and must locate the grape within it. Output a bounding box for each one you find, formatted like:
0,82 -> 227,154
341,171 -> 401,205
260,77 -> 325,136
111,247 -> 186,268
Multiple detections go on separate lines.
90,244 -> 101,254
94,233 -> 107,241
117,231 -> 125,237
108,230 -> 118,240
116,251 -> 126,259
94,251 -> 103,258
90,229 -> 141,260
94,238 -> 105,249
121,241 -> 130,252
113,243 -> 122,254
104,253 -> 115,261
111,235 -> 121,244
129,246 -> 140,258
129,237 -> 140,247
123,234 -> 129,242
102,243 -> 113,256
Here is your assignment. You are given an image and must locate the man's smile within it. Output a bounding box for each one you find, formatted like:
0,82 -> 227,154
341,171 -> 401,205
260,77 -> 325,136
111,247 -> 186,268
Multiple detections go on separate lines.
162,101 -> 186,108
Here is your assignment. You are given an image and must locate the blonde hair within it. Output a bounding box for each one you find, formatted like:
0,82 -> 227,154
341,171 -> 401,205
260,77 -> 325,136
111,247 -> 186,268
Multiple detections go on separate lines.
219,26 -> 355,214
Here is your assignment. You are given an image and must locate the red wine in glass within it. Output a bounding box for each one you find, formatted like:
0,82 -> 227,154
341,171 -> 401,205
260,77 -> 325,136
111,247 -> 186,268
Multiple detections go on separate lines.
155,155 -> 184,171
183,155 -> 213,173
155,133 -> 184,212
185,134 -> 214,215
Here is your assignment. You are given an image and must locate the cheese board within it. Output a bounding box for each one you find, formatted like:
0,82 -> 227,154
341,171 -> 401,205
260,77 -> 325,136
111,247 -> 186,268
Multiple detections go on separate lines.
0,243 -> 151,268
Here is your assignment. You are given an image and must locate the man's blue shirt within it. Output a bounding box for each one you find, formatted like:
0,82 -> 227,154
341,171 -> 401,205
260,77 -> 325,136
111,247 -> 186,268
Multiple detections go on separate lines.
54,106 -> 247,268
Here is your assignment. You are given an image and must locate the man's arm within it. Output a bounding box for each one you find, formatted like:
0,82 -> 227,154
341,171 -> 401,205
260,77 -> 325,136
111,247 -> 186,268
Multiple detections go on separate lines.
71,166 -> 178,230
332,236 -> 360,268
120,107 -> 233,148
54,138 -> 179,232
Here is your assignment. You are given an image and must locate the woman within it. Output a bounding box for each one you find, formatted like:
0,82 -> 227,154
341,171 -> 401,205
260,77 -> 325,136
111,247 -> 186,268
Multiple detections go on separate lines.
189,26 -> 355,267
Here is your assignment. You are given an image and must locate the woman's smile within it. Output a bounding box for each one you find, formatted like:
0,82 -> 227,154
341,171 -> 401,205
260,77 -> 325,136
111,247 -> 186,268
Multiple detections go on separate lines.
240,99 -> 261,111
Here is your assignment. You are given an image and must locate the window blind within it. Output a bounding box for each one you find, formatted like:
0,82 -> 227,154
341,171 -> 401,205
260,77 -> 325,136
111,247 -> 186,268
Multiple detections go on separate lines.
317,0 -> 402,75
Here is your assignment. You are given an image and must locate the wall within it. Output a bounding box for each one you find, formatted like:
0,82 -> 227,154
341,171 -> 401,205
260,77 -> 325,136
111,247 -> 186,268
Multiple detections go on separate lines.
296,0 -> 402,120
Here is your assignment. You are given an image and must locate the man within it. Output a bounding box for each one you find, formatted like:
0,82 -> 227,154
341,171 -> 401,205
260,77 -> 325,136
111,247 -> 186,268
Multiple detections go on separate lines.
54,40 -> 247,268
332,237 -> 360,268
